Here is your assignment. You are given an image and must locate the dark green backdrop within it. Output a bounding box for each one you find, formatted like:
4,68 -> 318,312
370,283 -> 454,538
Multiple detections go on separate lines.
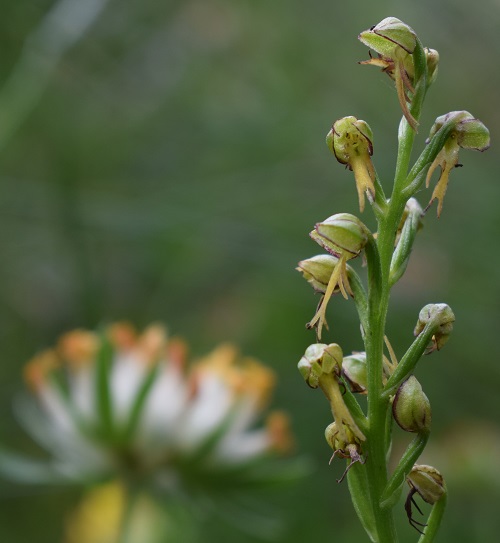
0,0 -> 499,541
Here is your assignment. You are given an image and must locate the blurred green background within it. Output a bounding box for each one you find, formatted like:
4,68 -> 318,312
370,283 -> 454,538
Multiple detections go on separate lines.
0,0 -> 499,541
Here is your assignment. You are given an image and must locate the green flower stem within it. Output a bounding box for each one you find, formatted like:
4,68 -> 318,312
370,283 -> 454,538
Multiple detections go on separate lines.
348,266 -> 369,331
394,39 -> 427,196
347,463 -> 379,543
361,231 -> 395,542
372,171 -> 389,220
351,42 -> 429,542
380,432 -> 429,509
341,381 -> 368,433
418,490 -> 447,543
382,322 -> 438,399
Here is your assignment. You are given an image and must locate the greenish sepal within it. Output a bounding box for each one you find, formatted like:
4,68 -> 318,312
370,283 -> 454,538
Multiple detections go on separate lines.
380,432 -> 429,509
312,213 -> 369,259
411,38 -> 428,92
389,199 -> 423,286
358,17 -> 417,56
407,465 -> 445,504
95,333 -> 114,439
297,254 -> 340,294
457,117 -> 490,150
298,343 -> 343,388
342,353 -> 368,394
347,461 -> 379,543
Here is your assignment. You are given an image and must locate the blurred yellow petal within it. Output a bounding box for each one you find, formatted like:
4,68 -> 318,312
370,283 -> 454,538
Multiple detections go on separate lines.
66,482 -> 125,543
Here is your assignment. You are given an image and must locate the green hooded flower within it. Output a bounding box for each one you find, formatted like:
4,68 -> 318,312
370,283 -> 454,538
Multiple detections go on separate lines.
326,116 -> 376,212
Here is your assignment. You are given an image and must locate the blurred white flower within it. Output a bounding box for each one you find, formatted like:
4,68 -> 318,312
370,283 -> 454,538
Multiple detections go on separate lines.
5,323 -> 293,489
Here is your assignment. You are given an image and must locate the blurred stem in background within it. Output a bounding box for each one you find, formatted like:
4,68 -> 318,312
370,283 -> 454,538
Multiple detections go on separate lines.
0,0 -> 110,149
0,0 -> 110,325
54,149 -> 103,325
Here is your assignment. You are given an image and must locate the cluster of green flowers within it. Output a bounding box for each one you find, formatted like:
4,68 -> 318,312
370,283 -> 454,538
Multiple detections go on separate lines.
296,17 -> 489,542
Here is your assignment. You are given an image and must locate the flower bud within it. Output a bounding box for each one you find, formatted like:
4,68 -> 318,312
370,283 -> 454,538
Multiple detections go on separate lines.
310,213 -> 369,260
327,117 -> 375,212
296,254 -> 340,294
405,464 -> 446,533
414,303 -> 455,354
407,464 -> 445,505
298,343 -> 343,388
325,421 -> 365,483
426,111 -> 490,216
425,48 -> 439,86
428,111 -> 490,150
389,198 -> 424,285
392,376 -> 431,433
395,197 -> 424,244
325,421 -> 362,455
306,215 -> 369,338
358,17 -> 416,57
358,18 -> 419,130
341,352 -> 368,394
325,421 -> 345,451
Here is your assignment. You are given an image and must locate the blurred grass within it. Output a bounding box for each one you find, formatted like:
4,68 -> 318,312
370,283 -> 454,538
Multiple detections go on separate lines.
0,0 -> 499,541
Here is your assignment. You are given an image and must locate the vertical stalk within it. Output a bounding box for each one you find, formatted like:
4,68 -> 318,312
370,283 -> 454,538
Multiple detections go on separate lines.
359,39 -> 429,542
358,229 -> 396,541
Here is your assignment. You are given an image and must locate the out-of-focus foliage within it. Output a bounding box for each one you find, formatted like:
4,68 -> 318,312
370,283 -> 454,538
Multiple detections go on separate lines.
0,0 -> 499,541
